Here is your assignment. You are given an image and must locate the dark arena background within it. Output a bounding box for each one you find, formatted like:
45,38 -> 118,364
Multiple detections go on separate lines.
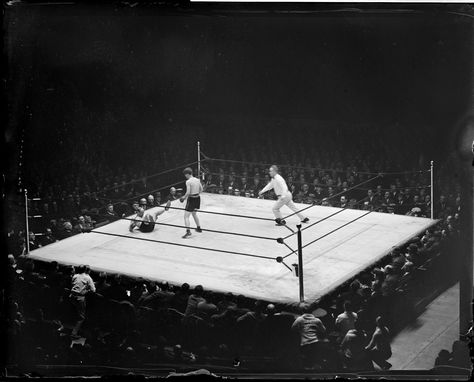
2,1 -> 473,379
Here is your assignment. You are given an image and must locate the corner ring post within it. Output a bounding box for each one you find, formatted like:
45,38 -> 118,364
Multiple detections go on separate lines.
430,160 -> 434,219
25,188 -> 30,254
297,224 -> 304,302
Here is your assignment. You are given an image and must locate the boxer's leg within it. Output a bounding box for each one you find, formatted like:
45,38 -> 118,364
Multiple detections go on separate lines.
191,211 -> 202,232
183,211 -> 192,238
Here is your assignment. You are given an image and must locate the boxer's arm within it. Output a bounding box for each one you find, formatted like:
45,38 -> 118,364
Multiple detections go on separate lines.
156,202 -> 170,217
180,181 -> 191,202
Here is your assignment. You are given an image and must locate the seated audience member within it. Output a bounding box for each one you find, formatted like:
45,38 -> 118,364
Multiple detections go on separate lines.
291,302 -> 327,368
170,283 -> 190,312
390,248 -> 406,274
95,272 -> 111,296
448,340 -> 471,369
338,280 -> 364,312
103,274 -> 129,302
184,285 -> 206,317
216,292 -> 238,313
128,279 -> 147,304
73,216 -> 88,234
131,201 -> 140,214
137,281 -> 158,306
435,349 -> 452,367
41,228 -> 57,246
371,268 -> 385,291
23,232 -> 41,254
196,292 -> 219,320
84,215 -> 95,230
365,316 -> 392,370
340,319 -> 372,371
335,301 -> 358,342
139,281 -> 174,309
236,300 -> 267,336
139,198 -> 148,210
146,195 -> 156,209
105,204 -> 119,222
381,265 -> 400,296
167,187 -> 179,202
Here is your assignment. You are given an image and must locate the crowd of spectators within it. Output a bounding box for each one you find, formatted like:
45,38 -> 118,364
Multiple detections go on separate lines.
4,198 -> 464,371
4,122 -> 467,373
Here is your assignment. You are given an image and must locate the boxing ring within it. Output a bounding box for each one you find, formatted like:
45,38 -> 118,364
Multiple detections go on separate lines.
25,142 -> 438,304
26,199 -> 436,304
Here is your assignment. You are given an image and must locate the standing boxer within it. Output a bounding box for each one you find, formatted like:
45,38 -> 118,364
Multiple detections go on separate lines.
259,165 -> 309,226
180,167 -> 203,238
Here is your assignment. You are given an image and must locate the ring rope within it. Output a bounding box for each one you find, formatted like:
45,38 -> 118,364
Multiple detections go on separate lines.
202,153 -> 430,177
89,230 -> 276,261
102,180 -> 186,211
203,171 -> 430,191
302,211 -> 373,252
281,174 -> 382,221
99,159 -> 202,195
101,214 -> 277,241
282,196 -> 370,240
163,205 -> 275,222
282,210 -> 373,260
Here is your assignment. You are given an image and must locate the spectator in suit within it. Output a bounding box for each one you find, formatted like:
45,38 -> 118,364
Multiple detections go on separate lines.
171,283 -> 191,312
139,198 -> 147,210
146,195 -> 156,209
41,228 -> 57,246
313,186 -> 325,204
339,196 -> 348,209
436,195 -> 449,218
167,187 -> 179,202
105,204 -> 119,222
365,189 -> 377,210
395,193 -> 408,215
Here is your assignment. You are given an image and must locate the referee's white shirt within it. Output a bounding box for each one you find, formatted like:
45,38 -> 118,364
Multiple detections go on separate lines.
261,174 -> 289,197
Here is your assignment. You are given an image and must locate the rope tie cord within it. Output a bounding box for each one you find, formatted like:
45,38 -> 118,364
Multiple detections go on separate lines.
88,230 -> 275,261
